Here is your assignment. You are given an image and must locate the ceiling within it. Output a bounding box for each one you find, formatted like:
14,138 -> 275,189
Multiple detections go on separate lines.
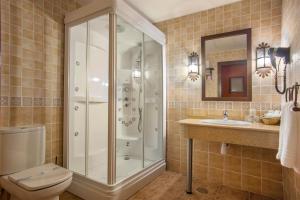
78,0 -> 241,22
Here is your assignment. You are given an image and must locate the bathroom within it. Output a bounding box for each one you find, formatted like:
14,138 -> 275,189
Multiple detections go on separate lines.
0,0 -> 299,199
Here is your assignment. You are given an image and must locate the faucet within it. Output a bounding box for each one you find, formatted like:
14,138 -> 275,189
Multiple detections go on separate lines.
223,110 -> 229,120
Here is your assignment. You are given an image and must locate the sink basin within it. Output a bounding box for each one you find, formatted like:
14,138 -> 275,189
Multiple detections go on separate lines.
199,119 -> 252,126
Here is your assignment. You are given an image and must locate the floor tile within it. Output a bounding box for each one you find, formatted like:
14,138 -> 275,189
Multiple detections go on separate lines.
62,171 -> 277,200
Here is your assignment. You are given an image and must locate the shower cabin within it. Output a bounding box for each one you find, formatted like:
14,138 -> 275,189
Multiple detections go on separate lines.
63,0 -> 166,199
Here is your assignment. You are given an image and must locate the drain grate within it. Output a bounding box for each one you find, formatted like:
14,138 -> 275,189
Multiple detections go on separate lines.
196,187 -> 208,194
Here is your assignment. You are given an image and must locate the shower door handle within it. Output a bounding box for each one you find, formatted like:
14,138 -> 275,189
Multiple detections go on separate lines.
138,108 -> 142,133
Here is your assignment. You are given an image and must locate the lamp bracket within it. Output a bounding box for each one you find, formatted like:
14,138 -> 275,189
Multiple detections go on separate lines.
268,47 -> 290,67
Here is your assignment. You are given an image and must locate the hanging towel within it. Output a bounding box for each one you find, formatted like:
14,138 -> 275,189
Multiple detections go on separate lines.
277,102 -> 300,173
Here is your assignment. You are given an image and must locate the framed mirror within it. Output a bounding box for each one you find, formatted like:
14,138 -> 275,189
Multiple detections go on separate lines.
201,29 -> 252,101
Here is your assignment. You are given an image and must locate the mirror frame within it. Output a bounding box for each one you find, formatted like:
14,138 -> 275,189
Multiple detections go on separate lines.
201,28 -> 252,101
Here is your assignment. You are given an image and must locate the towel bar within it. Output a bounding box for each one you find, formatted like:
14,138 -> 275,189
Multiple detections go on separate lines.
293,83 -> 300,111
286,82 -> 300,112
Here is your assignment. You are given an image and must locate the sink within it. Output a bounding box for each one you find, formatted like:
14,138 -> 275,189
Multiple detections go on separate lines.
199,119 -> 252,126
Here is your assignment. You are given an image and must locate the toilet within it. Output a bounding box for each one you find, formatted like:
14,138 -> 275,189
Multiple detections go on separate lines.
0,125 -> 73,200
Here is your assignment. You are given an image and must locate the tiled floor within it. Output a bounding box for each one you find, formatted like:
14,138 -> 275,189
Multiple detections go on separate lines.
61,171 -> 276,200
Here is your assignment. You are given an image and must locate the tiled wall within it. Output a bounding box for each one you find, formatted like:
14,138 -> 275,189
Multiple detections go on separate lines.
0,0 -> 81,164
281,0 -> 300,199
155,0 -> 284,198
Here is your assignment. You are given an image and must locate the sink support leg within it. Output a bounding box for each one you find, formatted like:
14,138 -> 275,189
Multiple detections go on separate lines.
186,138 -> 193,194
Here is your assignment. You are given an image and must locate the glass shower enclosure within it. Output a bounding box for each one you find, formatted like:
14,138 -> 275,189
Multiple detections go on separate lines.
64,1 -> 166,199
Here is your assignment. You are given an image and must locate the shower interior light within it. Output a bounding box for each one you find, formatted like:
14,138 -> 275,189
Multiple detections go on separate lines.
132,69 -> 141,79
92,77 -> 100,82
101,81 -> 109,87
132,59 -> 142,79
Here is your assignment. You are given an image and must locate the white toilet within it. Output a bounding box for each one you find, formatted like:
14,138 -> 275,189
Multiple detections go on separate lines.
0,125 -> 73,200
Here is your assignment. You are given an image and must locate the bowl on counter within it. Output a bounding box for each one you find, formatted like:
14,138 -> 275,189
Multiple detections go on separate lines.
260,116 -> 281,125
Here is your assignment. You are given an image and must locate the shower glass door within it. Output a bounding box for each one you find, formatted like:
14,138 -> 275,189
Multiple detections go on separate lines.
68,22 -> 88,176
68,13 -> 164,185
86,15 -> 109,183
143,34 -> 164,167
116,16 -> 144,182
116,16 -> 164,182
68,14 -> 109,184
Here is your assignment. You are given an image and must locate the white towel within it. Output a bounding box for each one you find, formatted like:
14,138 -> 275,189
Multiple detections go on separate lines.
277,102 -> 300,173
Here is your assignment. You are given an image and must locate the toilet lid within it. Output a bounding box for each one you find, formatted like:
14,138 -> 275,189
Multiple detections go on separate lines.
8,163 -> 73,191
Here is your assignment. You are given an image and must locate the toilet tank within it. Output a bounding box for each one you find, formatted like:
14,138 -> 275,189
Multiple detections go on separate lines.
0,125 -> 45,175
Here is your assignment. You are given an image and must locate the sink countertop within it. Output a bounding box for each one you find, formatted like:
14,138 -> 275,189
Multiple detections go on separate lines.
178,118 -> 279,133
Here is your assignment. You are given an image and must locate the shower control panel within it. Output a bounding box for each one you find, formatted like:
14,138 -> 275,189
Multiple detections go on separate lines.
117,83 -> 139,127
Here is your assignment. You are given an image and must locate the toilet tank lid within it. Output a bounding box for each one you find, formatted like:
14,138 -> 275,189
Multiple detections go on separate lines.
0,125 -> 45,134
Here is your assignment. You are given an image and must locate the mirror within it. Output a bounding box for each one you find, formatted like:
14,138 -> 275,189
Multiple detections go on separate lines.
201,29 -> 252,101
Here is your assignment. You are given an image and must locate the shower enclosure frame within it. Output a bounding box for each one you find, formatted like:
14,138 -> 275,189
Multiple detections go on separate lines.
63,0 -> 166,199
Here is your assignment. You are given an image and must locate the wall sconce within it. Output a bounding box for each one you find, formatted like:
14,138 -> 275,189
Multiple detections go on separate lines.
256,42 -> 272,78
205,68 -> 214,80
188,52 -> 200,81
205,61 -> 214,80
256,42 -> 290,94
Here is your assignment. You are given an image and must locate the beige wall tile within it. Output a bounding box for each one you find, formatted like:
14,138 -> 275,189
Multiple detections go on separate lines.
194,150 -> 208,166
193,164 -> 208,181
0,0 -> 81,165
0,107 -> 10,127
209,153 -> 224,169
261,148 -> 279,163
262,179 -> 283,199
242,175 -> 261,194
156,1 -> 283,197
242,158 -> 261,177
10,107 -> 33,126
261,162 -> 282,181
208,167 -> 223,184
224,155 -> 241,173
224,171 -> 242,189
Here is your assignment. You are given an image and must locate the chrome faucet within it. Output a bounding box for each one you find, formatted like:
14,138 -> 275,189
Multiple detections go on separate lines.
223,110 -> 229,120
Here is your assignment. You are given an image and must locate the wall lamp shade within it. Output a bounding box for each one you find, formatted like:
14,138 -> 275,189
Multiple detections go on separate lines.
256,42 -> 291,94
256,42 -> 272,78
188,52 -> 200,81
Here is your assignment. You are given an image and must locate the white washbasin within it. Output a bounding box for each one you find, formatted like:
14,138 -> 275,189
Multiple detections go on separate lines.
199,119 -> 252,126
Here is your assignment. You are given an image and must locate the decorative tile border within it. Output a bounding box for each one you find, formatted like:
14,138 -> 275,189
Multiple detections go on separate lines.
53,98 -> 62,106
22,97 -> 33,106
0,96 -> 9,106
0,97 -> 63,107
45,98 -> 53,106
33,98 -> 45,106
10,97 -> 22,106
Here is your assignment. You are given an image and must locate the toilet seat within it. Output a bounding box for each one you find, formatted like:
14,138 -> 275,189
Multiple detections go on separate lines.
8,163 -> 72,191
0,164 -> 73,200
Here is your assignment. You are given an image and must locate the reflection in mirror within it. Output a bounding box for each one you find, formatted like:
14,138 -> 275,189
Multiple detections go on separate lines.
201,29 -> 252,101
230,77 -> 244,93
